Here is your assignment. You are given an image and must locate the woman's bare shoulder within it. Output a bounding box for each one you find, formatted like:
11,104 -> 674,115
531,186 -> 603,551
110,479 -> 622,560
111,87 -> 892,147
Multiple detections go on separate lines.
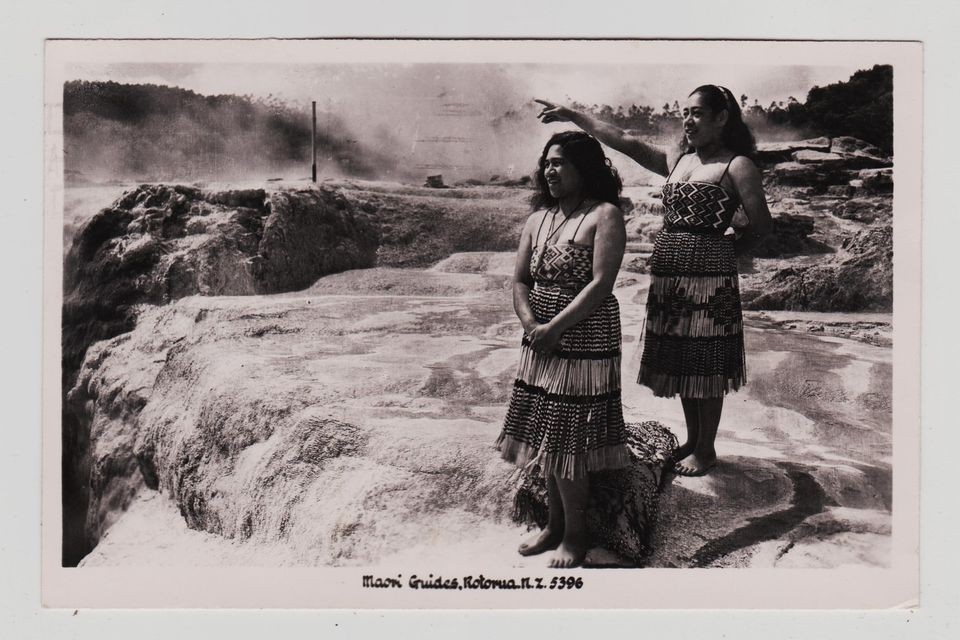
524,209 -> 549,227
728,155 -> 761,180
591,201 -> 625,221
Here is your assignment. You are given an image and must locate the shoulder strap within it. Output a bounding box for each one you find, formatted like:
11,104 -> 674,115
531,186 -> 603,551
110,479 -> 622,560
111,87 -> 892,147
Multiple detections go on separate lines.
569,201 -> 601,244
666,153 -> 687,181
717,155 -> 739,185
533,208 -> 552,246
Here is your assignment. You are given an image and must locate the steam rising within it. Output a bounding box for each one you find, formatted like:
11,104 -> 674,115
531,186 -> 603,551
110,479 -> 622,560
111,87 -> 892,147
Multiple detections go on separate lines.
63,63 -> 865,185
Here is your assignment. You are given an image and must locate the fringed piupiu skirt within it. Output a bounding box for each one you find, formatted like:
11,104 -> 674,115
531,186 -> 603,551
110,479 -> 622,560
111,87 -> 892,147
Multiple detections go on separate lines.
497,283 -> 631,481
637,228 -> 746,398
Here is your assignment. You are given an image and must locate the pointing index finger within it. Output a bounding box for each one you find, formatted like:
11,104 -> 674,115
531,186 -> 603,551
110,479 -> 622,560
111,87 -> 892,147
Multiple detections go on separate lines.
533,98 -> 554,108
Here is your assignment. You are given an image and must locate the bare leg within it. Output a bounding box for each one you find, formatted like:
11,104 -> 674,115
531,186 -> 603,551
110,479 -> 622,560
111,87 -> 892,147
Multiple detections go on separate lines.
675,398 -> 702,461
674,398 -> 722,476
518,474 -> 563,556
550,474 -> 589,568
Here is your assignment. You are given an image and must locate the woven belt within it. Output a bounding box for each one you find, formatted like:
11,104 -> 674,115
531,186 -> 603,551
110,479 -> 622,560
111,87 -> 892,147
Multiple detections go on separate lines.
663,224 -> 729,237
534,281 -> 586,292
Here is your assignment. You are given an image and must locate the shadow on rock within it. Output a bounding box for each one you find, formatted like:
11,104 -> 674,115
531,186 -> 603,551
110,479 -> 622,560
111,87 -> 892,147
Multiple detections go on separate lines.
652,457 -> 833,568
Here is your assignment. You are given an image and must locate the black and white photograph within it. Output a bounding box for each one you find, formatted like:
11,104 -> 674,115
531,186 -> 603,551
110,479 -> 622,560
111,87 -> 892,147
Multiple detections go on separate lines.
41,39 -> 921,609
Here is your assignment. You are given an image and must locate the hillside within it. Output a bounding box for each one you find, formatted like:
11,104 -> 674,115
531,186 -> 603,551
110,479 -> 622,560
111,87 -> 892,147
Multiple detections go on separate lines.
63,81 -> 402,183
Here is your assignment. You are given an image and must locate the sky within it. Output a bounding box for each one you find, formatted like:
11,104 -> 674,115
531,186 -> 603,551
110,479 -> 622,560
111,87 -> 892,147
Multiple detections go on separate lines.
68,61 -> 862,111
63,61 -> 869,182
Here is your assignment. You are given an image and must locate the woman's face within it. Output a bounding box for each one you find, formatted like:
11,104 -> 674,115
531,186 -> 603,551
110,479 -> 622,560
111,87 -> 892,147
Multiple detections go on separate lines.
682,92 -> 726,148
543,144 -> 583,200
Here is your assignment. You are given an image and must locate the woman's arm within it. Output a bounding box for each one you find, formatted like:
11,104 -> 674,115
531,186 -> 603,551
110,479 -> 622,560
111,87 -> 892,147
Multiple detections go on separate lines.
513,213 -> 541,334
526,204 -> 626,353
727,157 -> 774,254
535,99 -> 672,177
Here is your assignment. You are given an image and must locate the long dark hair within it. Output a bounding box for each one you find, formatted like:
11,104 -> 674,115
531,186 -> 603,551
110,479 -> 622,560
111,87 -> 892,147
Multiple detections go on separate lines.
530,131 -> 623,211
680,85 -> 757,160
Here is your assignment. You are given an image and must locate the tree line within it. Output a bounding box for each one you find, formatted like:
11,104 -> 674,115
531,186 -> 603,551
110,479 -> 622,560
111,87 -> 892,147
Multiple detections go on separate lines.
569,65 -> 892,153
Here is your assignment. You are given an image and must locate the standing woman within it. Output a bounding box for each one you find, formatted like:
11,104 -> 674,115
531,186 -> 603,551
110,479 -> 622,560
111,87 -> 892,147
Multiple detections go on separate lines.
536,86 -> 773,476
497,131 -> 630,568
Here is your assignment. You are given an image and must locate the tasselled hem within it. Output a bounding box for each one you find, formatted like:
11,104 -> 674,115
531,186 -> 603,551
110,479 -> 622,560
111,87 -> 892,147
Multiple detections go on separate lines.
496,433 -> 632,481
637,369 -> 746,399
516,347 -> 621,396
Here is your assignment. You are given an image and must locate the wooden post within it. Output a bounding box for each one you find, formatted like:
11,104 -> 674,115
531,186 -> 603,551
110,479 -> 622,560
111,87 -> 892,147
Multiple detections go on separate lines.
311,100 -> 317,183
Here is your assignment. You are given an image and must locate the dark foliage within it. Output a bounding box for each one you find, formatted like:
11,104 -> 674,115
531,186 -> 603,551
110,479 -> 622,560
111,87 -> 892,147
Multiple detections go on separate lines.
801,65 -> 893,154
566,65 -> 893,152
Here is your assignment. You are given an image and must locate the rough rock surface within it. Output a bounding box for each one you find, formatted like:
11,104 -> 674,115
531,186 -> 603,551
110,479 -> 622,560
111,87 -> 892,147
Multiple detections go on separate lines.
740,137 -> 894,311
74,254 -> 891,568
750,212 -> 831,258
766,161 -> 822,187
60,183 -> 379,564
858,168 -> 894,193
755,137 -> 831,164
741,224 -> 892,311
64,161 -> 895,567
830,136 -> 892,167
63,184 -> 378,384
71,266 -> 672,567
832,196 -> 893,224
762,137 -> 892,192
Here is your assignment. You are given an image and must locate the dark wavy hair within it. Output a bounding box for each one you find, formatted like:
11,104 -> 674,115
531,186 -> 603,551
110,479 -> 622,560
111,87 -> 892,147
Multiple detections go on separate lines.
680,85 -> 757,160
530,130 -> 623,211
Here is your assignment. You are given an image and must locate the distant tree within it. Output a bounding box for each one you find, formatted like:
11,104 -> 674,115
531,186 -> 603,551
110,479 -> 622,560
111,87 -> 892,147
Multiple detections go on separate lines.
803,64 -> 893,153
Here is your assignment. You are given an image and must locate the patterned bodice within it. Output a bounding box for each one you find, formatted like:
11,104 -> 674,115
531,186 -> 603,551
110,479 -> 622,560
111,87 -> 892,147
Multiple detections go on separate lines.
661,181 -> 740,234
530,243 -> 592,288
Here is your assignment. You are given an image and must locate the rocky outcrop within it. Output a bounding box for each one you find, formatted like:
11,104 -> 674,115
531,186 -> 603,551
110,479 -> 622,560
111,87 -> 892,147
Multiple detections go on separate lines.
830,136 -> 891,168
625,213 -> 664,246
755,137 -> 831,164
766,161 -> 822,187
61,183 -> 378,564
63,184 -> 378,385
750,212 -> 831,258
739,136 -> 894,312
762,136 -> 892,192
832,195 -> 893,224
856,168 -> 894,194
741,224 -> 892,311
61,170 -> 895,568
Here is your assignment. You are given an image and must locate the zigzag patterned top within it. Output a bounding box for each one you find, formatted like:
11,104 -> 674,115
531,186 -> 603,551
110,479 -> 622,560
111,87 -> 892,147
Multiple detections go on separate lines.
530,243 -> 593,288
661,181 -> 740,233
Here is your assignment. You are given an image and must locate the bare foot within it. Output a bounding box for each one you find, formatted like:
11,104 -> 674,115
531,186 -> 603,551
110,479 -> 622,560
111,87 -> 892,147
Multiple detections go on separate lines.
671,441 -> 696,463
549,538 -> 587,568
518,527 -> 562,556
673,453 -> 717,477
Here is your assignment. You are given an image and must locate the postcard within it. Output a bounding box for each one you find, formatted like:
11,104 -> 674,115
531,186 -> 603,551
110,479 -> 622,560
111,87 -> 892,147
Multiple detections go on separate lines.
42,38 -> 921,609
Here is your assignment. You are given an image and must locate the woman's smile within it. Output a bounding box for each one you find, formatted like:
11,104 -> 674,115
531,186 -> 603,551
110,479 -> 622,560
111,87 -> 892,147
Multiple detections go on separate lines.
543,144 -> 583,199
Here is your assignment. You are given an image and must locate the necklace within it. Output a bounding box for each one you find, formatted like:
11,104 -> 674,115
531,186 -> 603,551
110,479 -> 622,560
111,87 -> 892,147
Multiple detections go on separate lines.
533,197 -> 591,276
542,196 -> 588,246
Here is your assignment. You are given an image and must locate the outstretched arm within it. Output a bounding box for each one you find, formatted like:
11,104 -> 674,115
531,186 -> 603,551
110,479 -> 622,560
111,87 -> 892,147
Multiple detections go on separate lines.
535,99 -> 672,177
727,157 -> 773,254
526,204 -> 626,353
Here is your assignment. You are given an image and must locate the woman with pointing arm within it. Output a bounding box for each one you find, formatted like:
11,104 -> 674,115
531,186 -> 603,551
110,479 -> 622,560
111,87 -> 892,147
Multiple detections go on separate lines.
536,86 -> 773,476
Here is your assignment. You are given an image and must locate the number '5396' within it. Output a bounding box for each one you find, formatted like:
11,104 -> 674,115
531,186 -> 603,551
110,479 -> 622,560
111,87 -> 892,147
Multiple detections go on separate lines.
549,577 -> 584,589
